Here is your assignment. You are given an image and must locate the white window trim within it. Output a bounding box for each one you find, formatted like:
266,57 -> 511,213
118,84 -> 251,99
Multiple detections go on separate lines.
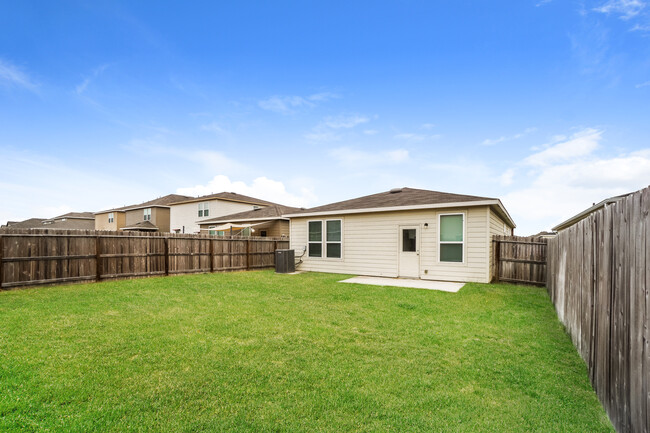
108,212 -> 114,223
307,219 -> 343,260
198,202 -> 210,218
438,212 -> 466,264
143,208 -> 151,221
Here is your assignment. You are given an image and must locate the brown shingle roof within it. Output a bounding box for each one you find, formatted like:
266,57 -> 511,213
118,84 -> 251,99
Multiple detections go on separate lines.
96,194 -> 194,213
42,219 -> 96,230
50,212 -> 95,220
3,218 -> 47,228
288,187 -> 495,215
200,205 -> 302,224
169,192 -> 279,207
121,220 -> 159,231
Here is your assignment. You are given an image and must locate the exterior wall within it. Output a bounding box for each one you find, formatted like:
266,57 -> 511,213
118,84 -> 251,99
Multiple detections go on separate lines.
95,211 -> 125,231
290,206 -> 492,283
487,208 -> 513,281
125,208 -> 149,227
170,200 -> 266,234
152,207 -> 170,232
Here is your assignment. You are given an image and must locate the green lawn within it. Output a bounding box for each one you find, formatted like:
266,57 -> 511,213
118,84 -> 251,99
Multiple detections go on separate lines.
0,271 -> 612,432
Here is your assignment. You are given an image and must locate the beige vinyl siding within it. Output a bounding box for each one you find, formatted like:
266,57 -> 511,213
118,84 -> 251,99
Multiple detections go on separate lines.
291,206 -> 491,283
95,211 -> 125,231
487,207 -> 513,281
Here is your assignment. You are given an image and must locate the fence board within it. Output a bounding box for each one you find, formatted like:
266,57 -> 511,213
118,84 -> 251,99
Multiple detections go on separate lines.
492,235 -> 547,286
0,228 -> 290,290
548,185 -> 650,433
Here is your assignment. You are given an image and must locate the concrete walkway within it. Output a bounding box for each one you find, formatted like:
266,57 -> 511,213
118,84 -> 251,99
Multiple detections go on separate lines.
339,276 -> 465,293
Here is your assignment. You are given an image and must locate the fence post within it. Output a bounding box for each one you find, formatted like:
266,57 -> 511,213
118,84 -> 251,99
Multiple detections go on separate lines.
95,235 -> 102,282
246,239 -> 250,270
0,235 -> 4,289
495,239 -> 500,282
164,237 -> 170,276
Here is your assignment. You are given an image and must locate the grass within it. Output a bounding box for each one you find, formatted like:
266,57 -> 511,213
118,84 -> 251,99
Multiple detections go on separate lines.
0,270 -> 612,432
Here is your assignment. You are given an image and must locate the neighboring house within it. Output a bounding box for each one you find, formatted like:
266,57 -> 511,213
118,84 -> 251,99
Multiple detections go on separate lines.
169,192 -> 279,234
551,192 -> 630,232
1,218 -> 47,229
284,187 -> 516,283
95,194 -> 193,232
531,231 -> 557,239
2,212 -> 95,230
198,205 -> 302,238
42,212 -> 95,230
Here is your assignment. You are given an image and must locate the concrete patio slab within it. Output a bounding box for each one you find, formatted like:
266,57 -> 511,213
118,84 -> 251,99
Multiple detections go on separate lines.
339,276 -> 465,293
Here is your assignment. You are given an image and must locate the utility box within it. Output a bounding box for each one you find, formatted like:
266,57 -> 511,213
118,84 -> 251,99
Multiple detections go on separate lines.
275,249 -> 295,274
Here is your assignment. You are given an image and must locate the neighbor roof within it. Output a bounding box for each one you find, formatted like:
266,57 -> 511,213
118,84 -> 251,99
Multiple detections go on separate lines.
284,187 -> 516,228
169,192 -> 279,207
552,192 -> 631,232
2,218 -> 47,229
199,205 -> 303,224
95,194 -> 194,214
121,220 -> 159,231
47,212 -> 95,221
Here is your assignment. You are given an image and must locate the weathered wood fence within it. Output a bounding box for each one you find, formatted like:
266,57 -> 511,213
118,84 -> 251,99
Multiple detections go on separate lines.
547,186 -> 649,433
0,228 -> 290,290
492,235 -> 548,286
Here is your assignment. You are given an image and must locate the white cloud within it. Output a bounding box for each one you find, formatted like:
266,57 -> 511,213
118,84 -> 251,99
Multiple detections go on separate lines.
500,127 -> 650,235
323,114 -> 369,129
0,59 -> 38,91
176,175 -> 317,208
481,127 -> 537,146
499,169 -> 515,186
200,122 -> 226,134
363,129 -> 379,135
75,64 -> 109,95
304,113 -> 370,141
421,123 -> 436,130
523,128 -> 602,166
330,147 -> 410,167
394,133 -> 441,141
636,80 -> 650,88
594,0 -> 646,19
258,92 -> 338,114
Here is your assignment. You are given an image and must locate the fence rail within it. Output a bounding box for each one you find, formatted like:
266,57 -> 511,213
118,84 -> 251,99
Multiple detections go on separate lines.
547,186 -> 649,433
0,228 -> 289,290
492,235 -> 548,286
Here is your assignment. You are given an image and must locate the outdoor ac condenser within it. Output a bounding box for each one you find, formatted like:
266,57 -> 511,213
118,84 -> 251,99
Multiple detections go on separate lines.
275,249 -> 295,274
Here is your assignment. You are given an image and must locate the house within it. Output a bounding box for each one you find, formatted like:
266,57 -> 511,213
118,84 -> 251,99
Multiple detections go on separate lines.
2,212 -> 95,230
197,204 -> 302,238
42,212 -> 95,230
552,192 -> 631,232
284,187 -> 516,283
94,194 -> 193,232
169,192 -> 279,234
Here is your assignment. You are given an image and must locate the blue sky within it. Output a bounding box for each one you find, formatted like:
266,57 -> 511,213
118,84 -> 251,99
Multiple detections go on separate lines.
1,0 -> 649,235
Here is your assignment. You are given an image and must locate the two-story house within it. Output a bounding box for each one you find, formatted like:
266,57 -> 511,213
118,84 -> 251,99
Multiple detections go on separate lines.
94,194 -> 193,232
169,192 -> 279,234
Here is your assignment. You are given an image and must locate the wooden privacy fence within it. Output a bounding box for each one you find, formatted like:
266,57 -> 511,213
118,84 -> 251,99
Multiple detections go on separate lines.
547,186 -> 649,433
0,228 -> 290,290
492,235 -> 548,286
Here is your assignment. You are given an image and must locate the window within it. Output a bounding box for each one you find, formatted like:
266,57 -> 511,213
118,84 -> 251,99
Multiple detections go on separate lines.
108,212 -> 114,223
143,208 -> 151,221
260,230 -> 267,237
439,214 -> 464,262
208,226 -> 216,236
198,202 -> 209,217
402,229 -> 416,252
308,219 -> 342,258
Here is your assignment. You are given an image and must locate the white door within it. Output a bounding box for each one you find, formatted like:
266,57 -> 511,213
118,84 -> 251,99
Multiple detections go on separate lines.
399,226 -> 420,278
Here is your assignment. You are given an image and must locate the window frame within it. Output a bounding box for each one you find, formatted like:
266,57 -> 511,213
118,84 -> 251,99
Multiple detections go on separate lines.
108,212 -> 114,223
143,208 -> 151,221
198,202 -> 209,218
307,219 -> 343,259
438,212 -> 465,264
